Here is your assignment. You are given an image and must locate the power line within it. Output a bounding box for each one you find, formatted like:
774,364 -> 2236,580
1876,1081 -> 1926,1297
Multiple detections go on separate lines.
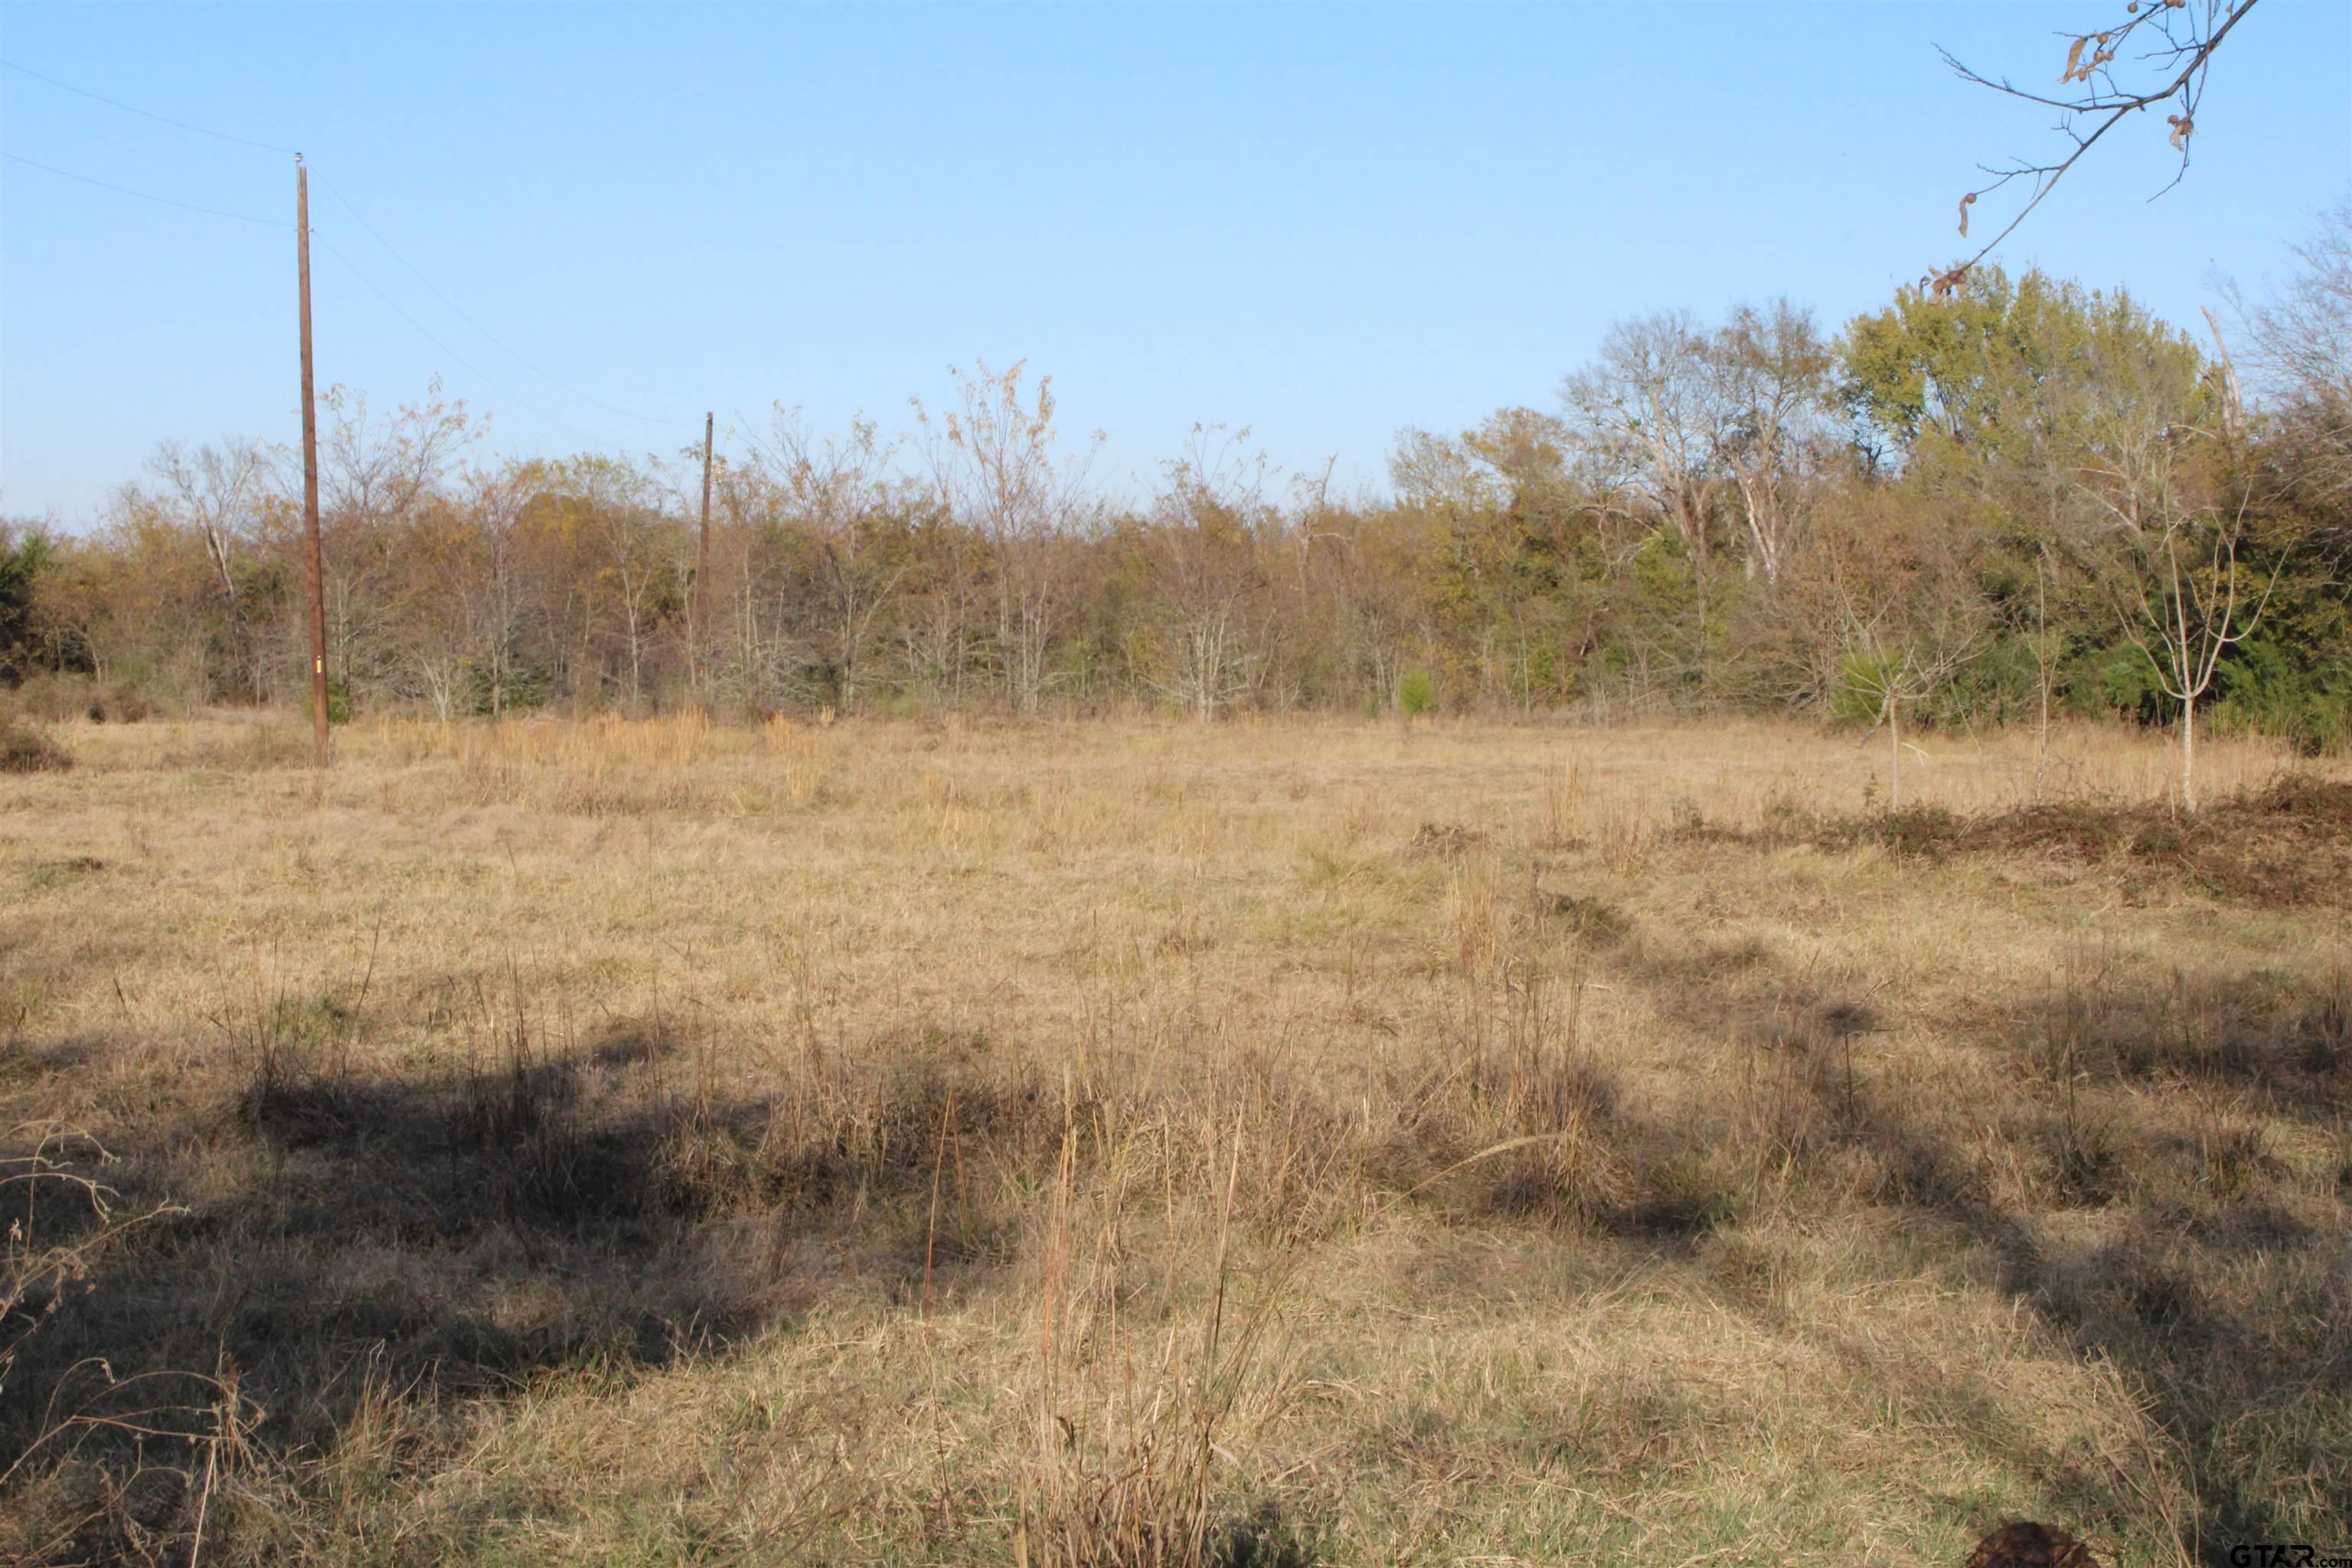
310,172 -> 681,427
3,150 -> 288,226
2,58 -> 300,155
5,147 -> 635,449
5,55 -> 689,432
314,232 -> 609,449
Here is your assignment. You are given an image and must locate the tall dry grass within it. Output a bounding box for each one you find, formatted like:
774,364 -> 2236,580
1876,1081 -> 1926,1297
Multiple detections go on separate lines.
2,712 -> 2345,1564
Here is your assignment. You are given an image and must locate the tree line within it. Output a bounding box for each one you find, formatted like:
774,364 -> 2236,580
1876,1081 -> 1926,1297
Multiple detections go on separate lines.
4,210 -> 2346,770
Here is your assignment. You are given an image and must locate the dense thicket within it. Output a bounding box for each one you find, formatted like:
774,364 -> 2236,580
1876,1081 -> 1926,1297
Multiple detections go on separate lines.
5,219 -> 2347,749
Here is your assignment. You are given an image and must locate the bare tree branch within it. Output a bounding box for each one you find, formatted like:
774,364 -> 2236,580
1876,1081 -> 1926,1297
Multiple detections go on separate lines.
1928,0 -> 2259,296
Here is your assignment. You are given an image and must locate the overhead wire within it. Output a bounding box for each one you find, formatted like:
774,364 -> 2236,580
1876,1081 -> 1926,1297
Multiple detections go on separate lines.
309,172 -> 680,427
2,57 -> 302,155
312,234 -> 609,448
3,149 -> 287,227
5,56 -> 693,436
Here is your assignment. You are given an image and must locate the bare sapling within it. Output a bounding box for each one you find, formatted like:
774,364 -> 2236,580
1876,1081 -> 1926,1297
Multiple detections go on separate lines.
1831,558 -> 1987,813
2105,486 -> 2278,812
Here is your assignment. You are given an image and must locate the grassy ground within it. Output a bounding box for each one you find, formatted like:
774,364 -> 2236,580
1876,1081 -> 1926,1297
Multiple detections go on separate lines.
3,712 -> 2347,1566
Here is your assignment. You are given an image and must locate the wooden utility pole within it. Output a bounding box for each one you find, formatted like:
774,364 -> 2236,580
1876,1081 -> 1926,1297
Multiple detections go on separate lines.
693,411 -> 714,688
296,155 -> 328,766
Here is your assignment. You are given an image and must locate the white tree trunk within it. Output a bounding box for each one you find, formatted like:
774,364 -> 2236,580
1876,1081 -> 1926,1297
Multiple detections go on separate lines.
2181,692 -> 2197,813
1889,697 -> 1901,812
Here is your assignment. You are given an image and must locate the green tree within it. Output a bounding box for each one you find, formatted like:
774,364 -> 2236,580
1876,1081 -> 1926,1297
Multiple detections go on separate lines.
0,522 -> 54,684
1841,267 -> 2212,482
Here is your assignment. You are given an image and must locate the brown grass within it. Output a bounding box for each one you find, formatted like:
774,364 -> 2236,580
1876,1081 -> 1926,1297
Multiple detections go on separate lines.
0,719 -> 74,775
2,713 -> 2347,1565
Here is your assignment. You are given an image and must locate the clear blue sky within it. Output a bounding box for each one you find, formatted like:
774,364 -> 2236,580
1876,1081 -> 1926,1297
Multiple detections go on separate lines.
4,2 -> 2348,525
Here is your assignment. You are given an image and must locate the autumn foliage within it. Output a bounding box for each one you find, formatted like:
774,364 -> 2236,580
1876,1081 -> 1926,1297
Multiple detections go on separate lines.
5,238 -> 2347,757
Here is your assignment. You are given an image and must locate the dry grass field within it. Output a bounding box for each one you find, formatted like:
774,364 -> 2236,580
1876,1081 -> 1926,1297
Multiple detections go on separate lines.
4,712 -> 2349,1566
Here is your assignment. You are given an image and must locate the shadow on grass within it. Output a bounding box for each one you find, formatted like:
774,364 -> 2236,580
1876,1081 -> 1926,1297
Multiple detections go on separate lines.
1,1018 -> 1064,1561
8,923 -> 2346,1563
1621,936 -> 2351,1562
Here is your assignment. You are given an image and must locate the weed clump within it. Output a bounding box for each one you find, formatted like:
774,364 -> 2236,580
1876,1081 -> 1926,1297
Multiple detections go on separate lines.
0,719 -> 72,773
1406,822 -> 1488,858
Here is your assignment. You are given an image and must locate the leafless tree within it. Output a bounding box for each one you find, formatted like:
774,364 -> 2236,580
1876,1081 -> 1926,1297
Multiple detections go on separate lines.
304,383 -> 482,706
315,383 -> 475,526
1834,590 -> 1988,814
2027,308 -> 2274,809
151,438 -> 272,697
1292,498 -> 1417,713
747,409 -> 912,713
1560,312 -> 1717,567
1821,512 -> 1991,812
1142,424 -> 1276,721
574,459 -> 676,710
1710,302 -> 1835,583
2102,482 -> 2277,811
913,361 -> 1102,714
443,461 -> 537,719
2228,198 -> 2352,502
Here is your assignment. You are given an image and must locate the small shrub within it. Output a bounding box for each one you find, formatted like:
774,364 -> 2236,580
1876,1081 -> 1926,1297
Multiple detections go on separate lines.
466,658 -> 554,716
0,720 -> 72,774
1868,803 -> 1965,858
307,679 -> 353,726
15,673 -> 99,723
99,680 -> 157,723
2066,642 -> 2167,724
1396,670 -> 1436,716
2215,635 -> 2352,756
36,669 -> 165,723
1829,651 -> 1898,727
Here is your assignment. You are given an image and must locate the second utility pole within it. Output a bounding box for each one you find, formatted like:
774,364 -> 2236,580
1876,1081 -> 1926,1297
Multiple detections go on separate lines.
296,155 -> 329,768
694,411 -> 713,689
